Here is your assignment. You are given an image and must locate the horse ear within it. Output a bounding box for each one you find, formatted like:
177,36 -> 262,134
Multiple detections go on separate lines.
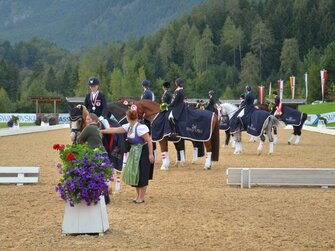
67,105 -> 73,112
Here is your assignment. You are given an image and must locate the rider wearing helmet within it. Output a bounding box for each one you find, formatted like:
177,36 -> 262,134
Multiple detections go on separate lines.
168,78 -> 186,136
84,76 -> 108,118
141,80 -> 155,101
161,81 -> 173,105
205,90 -> 216,113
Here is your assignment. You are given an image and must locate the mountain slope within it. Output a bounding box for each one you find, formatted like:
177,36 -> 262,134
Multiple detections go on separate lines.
0,0 -> 205,50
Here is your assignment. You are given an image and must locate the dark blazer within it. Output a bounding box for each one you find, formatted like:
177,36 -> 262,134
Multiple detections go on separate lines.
169,88 -> 185,120
161,90 -> 173,104
244,92 -> 255,115
84,91 -> 107,118
141,89 -> 154,101
205,96 -> 216,112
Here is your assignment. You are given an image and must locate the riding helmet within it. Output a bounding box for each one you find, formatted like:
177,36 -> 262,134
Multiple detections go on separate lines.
142,80 -> 150,87
245,85 -> 251,92
88,76 -> 100,86
163,81 -> 170,88
175,78 -> 183,87
88,77 -> 100,86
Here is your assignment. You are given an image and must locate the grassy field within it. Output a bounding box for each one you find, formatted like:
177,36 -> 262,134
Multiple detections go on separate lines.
298,102 -> 335,114
0,123 -> 35,128
298,102 -> 335,127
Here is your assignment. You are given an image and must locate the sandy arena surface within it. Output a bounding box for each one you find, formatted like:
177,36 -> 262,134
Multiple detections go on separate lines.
0,127 -> 334,250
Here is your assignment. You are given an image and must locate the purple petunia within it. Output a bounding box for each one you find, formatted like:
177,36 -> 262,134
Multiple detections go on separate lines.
54,144 -> 113,207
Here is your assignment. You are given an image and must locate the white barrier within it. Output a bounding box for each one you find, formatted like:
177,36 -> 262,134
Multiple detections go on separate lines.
0,167 -> 40,185
227,167 -> 335,188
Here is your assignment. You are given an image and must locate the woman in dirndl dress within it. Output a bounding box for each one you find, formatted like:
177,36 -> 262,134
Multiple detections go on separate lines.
101,109 -> 154,204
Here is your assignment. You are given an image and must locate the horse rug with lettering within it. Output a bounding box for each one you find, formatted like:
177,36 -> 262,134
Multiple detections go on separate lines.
219,114 -> 230,131
230,109 -> 270,137
151,107 -> 214,142
280,106 -> 303,126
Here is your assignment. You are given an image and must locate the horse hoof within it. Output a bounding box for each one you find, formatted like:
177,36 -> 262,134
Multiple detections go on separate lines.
160,166 -> 169,171
204,166 -> 211,170
288,141 -> 291,145
192,159 -> 198,164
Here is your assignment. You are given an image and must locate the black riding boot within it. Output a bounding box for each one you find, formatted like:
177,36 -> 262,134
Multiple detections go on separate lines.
169,118 -> 178,136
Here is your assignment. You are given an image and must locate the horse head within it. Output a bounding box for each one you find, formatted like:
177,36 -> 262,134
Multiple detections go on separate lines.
69,104 -> 89,144
220,103 -> 238,119
133,100 -> 160,122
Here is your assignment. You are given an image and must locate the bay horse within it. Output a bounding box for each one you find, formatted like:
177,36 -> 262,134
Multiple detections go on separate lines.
130,100 -> 220,169
219,103 -> 279,155
69,104 -> 89,144
107,101 -> 189,169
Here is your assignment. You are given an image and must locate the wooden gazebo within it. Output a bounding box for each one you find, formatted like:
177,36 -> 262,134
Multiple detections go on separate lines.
29,96 -> 62,114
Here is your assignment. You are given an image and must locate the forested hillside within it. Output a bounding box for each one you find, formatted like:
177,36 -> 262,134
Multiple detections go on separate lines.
0,0 -> 205,50
0,0 -> 334,113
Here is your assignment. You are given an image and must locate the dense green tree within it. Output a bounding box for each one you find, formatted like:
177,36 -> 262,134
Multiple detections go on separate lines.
193,25 -> 215,72
240,52 -> 260,87
221,16 -> 243,67
250,21 -> 274,80
0,87 -> 13,112
280,38 -> 300,76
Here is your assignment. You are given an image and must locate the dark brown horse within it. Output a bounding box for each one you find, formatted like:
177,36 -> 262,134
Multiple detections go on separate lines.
130,100 -> 220,169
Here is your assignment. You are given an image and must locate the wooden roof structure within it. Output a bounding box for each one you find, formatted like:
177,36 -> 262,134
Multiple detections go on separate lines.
29,96 -> 62,114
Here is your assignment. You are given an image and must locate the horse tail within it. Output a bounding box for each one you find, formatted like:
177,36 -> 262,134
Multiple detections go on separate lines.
211,114 -> 220,161
270,114 -> 280,127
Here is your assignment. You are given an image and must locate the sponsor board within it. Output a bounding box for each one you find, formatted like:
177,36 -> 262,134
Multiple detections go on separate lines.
0,113 -> 70,124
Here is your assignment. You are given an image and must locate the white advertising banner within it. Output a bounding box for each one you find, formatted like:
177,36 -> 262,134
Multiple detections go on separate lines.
0,113 -> 70,124
305,111 -> 335,125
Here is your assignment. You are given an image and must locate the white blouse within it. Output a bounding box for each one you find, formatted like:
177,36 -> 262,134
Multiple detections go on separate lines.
122,122 -> 149,139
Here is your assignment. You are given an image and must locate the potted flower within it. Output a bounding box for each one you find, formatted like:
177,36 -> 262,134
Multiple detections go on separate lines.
53,143 -> 113,235
7,115 -> 20,128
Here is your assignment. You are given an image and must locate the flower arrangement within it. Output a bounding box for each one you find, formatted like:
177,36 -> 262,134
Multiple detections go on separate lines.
7,115 -> 19,127
53,143 -> 112,207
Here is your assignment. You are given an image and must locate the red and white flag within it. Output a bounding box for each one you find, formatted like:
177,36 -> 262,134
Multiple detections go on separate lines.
289,75 -> 295,99
320,69 -> 327,101
258,85 -> 265,104
277,79 -> 284,114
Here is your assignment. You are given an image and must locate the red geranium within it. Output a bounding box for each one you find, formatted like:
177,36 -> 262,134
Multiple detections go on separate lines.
66,153 -> 76,161
53,144 -> 60,150
59,144 -> 65,151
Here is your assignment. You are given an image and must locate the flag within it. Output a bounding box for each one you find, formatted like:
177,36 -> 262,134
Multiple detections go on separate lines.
258,85 -> 265,104
289,75 -> 295,99
320,69 -> 327,101
304,72 -> 308,99
277,79 -> 284,114
269,82 -> 272,98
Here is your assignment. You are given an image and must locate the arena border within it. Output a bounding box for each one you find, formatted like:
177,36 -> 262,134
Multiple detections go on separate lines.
0,124 -> 70,137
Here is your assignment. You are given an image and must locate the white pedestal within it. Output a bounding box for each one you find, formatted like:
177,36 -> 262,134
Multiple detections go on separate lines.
62,196 -> 109,235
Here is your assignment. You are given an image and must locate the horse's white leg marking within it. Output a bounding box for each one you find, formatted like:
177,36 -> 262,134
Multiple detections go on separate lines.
269,141 -> 274,155
273,135 -> 278,144
204,152 -> 212,169
294,135 -> 301,145
257,140 -> 264,155
160,152 -> 169,170
180,150 -> 186,165
192,147 -> 198,163
288,134 -> 294,145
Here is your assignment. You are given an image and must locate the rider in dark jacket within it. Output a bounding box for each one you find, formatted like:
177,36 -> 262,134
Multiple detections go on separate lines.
161,81 -> 173,105
205,90 -> 216,113
168,78 -> 185,136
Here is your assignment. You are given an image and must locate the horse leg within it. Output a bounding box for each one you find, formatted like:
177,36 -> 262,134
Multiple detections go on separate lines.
192,141 -> 199,163
273,125 -> 278,144
294,126 -> 301,145
233,131 -> 242,154
159,139 -> 170,170
174,139 -> 186,166
267,119 -> 274,155
257,133 -> 265,155
203,141 -> 212,170
223,130 -> 231,147
249,135 -> 257,142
